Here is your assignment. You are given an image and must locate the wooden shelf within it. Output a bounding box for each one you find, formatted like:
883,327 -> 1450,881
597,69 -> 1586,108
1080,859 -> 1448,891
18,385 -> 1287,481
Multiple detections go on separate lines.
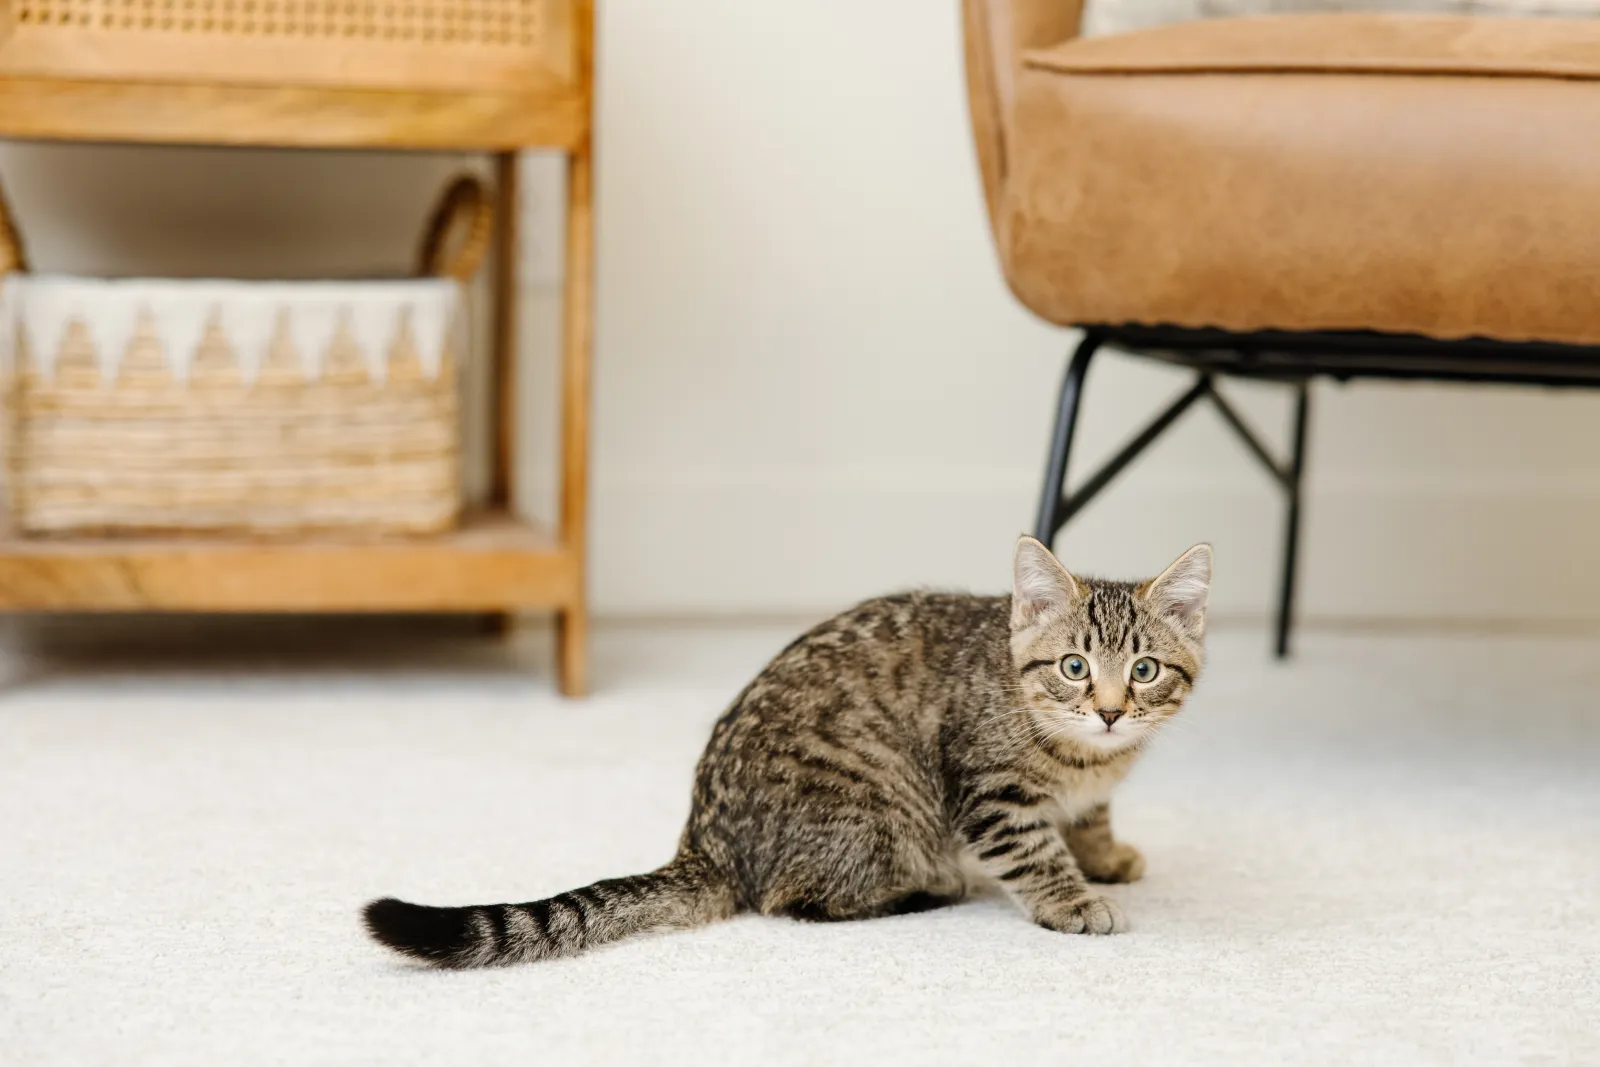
0,511 -> 577,612
0,0 -> 595,690
0,78 -> 585,151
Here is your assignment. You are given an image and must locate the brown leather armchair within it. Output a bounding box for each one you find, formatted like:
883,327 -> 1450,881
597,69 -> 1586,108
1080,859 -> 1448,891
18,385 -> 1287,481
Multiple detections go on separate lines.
964,3 -> 1600,654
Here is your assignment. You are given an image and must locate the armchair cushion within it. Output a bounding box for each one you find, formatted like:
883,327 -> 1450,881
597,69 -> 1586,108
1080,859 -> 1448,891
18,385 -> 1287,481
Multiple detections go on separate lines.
997,14 -> 1600,345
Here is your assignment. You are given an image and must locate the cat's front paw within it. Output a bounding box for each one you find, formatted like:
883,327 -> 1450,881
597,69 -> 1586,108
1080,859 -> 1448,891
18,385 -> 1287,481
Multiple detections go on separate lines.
1034,893 -> 1127,935
1081,842 -> 1145,884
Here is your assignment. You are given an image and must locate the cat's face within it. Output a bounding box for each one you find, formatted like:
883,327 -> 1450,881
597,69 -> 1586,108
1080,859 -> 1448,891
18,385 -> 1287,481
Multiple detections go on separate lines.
1008,538 -> 1210,754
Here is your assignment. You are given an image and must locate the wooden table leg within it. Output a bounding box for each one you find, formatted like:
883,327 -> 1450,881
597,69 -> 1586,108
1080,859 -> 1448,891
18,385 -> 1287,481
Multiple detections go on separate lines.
486,150 -> 522,640
556,137 -> 593,697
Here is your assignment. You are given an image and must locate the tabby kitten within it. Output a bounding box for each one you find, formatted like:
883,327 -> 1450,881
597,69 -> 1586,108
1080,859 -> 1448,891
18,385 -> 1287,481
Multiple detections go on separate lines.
364,536 -> 1210,967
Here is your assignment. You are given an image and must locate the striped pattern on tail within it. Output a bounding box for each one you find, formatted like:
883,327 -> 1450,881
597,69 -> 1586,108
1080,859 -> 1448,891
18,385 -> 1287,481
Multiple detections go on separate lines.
362,851 -> 737,968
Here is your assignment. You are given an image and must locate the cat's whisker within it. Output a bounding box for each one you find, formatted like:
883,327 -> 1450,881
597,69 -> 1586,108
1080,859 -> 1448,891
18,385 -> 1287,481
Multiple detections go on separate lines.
1142,717 -> 1199,741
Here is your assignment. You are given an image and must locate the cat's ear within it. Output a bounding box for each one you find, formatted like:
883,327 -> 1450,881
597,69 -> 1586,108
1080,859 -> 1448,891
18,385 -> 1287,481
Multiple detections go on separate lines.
1011,536 -> 1085,628
1139,543 -> 1212,640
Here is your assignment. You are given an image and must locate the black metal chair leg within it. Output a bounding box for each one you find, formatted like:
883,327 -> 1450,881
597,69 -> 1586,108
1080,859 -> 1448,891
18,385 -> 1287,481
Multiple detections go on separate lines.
1274,383 -> 1311,658
1035,332 -> 1102,545
1036,333 -> 1309,659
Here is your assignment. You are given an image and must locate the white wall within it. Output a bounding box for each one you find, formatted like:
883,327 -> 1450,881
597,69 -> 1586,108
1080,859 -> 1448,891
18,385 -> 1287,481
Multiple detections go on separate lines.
5,0 -> 1600,625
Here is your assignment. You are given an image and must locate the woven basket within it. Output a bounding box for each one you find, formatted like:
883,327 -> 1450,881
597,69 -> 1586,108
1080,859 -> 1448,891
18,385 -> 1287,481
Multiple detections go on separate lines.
0,174 -> 492,537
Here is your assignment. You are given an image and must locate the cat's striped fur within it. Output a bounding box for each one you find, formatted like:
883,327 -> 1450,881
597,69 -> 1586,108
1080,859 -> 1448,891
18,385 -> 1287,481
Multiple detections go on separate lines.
363,537 -> 1210,966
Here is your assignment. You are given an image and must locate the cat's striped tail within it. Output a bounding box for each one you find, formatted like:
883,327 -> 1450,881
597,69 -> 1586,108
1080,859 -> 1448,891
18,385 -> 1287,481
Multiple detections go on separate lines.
362,851 -> 738,968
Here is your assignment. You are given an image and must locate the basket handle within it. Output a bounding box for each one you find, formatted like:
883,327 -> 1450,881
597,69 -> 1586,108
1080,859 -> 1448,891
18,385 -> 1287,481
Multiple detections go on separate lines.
417,174 -> 494,283
0,177 -> 28,274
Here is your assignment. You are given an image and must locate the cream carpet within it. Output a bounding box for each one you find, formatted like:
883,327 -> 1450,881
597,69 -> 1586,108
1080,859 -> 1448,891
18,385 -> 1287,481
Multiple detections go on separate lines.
2,619 -> 1597,1066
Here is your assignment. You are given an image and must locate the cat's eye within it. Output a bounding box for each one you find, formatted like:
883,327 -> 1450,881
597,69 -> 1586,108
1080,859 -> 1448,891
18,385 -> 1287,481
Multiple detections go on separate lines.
1131,657 -> 1160,683
1060,655 -> 1090,681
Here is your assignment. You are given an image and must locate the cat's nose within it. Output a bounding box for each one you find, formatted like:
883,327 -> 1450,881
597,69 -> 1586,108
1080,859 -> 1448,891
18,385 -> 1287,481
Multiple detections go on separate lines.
1096,708 -> 1125,727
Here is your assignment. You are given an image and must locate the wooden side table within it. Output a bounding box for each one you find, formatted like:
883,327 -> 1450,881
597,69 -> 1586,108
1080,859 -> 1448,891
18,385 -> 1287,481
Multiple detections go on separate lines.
0,0 -> 594,693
